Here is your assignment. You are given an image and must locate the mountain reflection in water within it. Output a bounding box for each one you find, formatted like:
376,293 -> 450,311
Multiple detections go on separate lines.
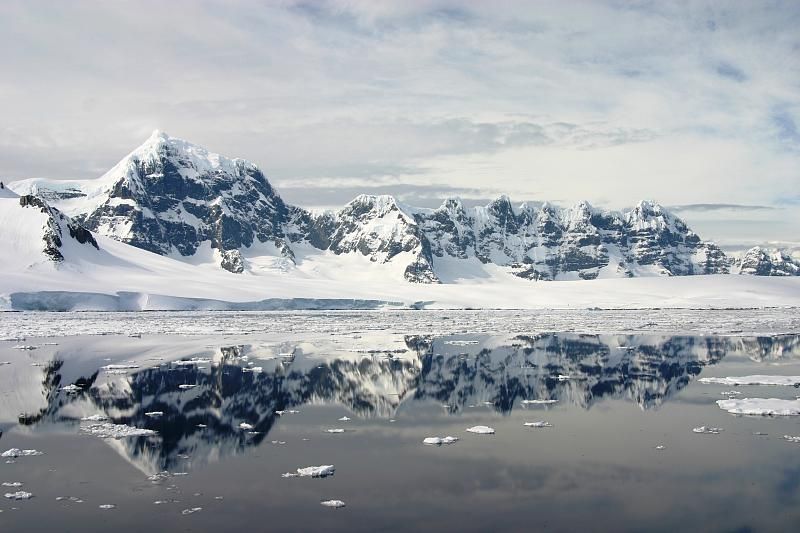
15,333 -> 800,473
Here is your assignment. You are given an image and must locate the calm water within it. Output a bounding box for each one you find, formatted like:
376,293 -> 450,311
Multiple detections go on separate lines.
1,332 -> 800,532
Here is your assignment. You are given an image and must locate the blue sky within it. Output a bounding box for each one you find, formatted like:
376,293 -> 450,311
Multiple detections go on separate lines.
0,0 -> 798,247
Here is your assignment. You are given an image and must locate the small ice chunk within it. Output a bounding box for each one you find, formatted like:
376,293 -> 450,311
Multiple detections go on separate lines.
99,504 -> 116,510
182,507 -> 202,515
145,411 -> 164,417
60,384 -> 82,393
325,428 -> 345,434
692,426 -> 723,434
338,416 -> 351,421
523,421 -> 552,428
178,384 -> 197,389
283,465 -> 335,478
1,448 -> 44,458
699,375 -> 800,387
320,499 -> 346,508
655,445 -> 666,450
239,423 -> 254,430
466,425 -> 495,435
556,375 -> 571,381
2,482 -> 23,487
4,491 -> 33,500
716,398 -> 800,416
521,399 -> 558,405
423,436 -> 459,446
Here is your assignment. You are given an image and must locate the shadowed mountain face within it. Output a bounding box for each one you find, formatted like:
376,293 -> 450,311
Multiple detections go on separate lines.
15,131 -> 799,281
16,333 -> 800,473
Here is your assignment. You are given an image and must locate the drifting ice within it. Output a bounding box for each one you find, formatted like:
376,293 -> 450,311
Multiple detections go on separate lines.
716,398 -> 800,416
4,491 -> 33,500
1,448 -> 44,458
523,421 -> 553,428
692,426 -> 723,434
282,465 -> 335,478
320,500 -> 346,508
80,422 -> 157,439
466,425 -> 495,435
423,436 -> 459,445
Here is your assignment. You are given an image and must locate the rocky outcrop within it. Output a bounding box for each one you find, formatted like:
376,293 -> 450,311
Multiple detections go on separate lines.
19,194 -> 98,261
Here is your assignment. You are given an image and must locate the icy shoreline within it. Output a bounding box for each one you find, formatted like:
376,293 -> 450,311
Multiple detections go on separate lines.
1,308 -> 798,338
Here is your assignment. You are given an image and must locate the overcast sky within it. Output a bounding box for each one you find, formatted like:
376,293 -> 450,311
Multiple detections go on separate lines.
1,0 -> 798,246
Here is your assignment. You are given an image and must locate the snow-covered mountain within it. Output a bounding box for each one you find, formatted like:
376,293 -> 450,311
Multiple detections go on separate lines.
733,246 -> 800,276
6,131 -> 797,285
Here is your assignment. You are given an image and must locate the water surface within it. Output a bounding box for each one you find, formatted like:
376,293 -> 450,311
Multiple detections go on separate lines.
1,331 -> 799,532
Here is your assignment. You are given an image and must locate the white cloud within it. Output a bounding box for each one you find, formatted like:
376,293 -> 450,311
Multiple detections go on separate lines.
0,0 -> 798,244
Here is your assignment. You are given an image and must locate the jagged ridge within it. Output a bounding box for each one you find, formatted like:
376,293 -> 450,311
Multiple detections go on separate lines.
8,131 -> 793,281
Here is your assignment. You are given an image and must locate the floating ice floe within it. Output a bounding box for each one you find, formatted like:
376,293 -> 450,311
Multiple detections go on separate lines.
692,426 -> 723,434
423,436 -> 459,446
325,428 -> 345,434
784,435 -> 800,443
99,504 -> 116,510
466,425 -> 495,435
81,414 -> 109,421
338,416 -> 351,421
1,448 -> 44,458
145,411 -> 164,417
2,482 -> 23,487
80,422 -> 158,439
239,423 -> 254,430
320,500 -> 346,508
282,465 -> 335,478
182,507 -> 202,515
699,375 -> 800,387
521,399 -> 558,405
4,491 -> 33,500
523,421 -> 552,428
716,398 -> 800,416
